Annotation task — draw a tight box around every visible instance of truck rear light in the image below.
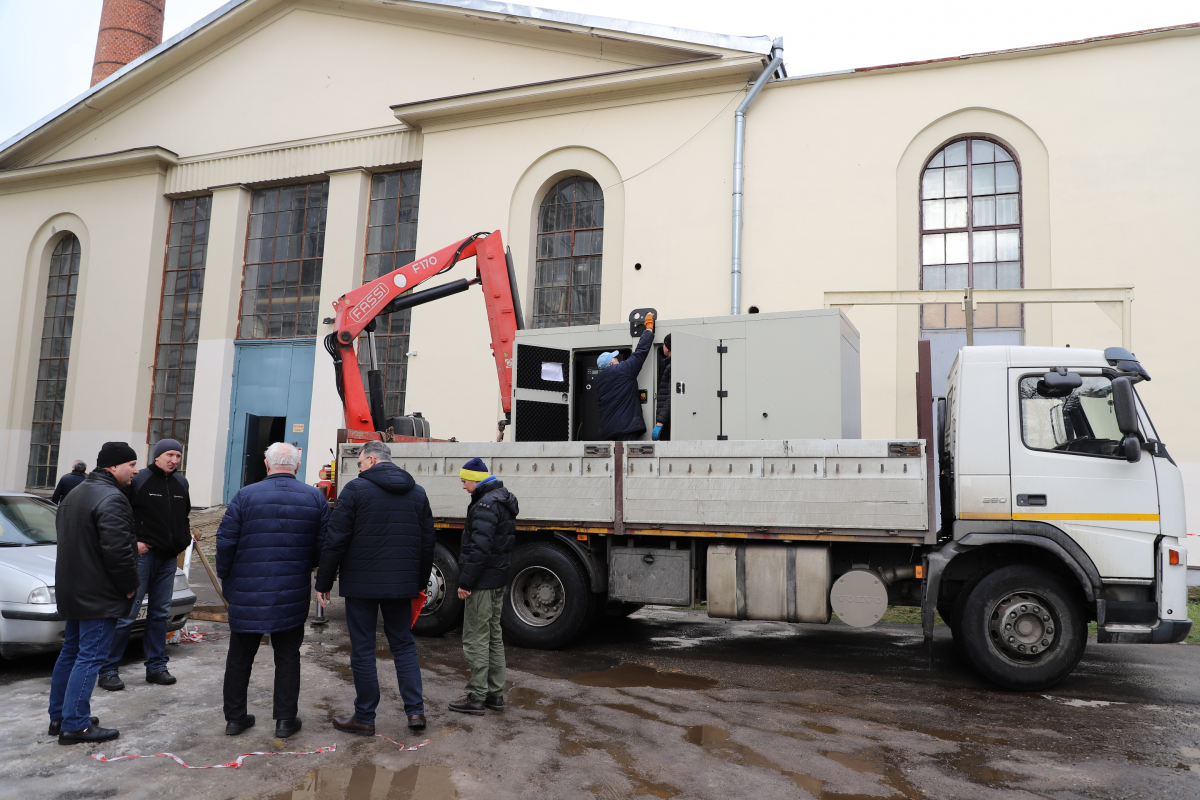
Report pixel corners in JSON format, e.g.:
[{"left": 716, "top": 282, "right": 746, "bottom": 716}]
[
  {"left": 1169, "top": 549, "right": 1180, "bottom": 566},
  {"left": 914, "top": 565, "right": 924, "bottom": 579}
]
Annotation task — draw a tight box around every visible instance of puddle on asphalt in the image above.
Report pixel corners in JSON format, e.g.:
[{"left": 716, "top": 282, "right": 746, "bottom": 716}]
[
  {"left": 804, "top": 721, "right": 839, "bottom": 735},
  {"left": 268, "top": 763, "right": 455, "bottom": 800},
  {"left": 568, "top": 663, "right": 717, "bottom": 690}
]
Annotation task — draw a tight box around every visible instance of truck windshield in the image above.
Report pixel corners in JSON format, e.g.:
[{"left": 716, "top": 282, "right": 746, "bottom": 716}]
[
  {"left": 0, "top": 497, "right": 58, "bottom": 546},
  {"left": 1019, "top": 375, "right": 1124, "bottom": 457}
]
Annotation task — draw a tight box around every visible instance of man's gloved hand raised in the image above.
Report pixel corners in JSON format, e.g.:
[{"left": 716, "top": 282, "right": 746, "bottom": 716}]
[{"left": 644, "top": 311, "right": 655, "bottom": 332}]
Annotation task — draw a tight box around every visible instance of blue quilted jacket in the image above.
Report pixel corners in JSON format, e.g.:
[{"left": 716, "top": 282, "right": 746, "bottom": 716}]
[
  {"left": 314, "top": 462, "right": 435, "bottom": 599},
  {"left": 216, "top": 474, "right": 330, "bottom": 633}
]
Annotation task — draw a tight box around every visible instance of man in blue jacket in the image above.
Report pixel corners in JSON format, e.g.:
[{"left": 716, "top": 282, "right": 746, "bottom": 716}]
[
  {"left": 595, "top": 311, "right": 655, "bottom": 441},
  {"left": 315, "top": 440, "right": 435, "bottom": 735},
  {"left": 217, "top": 442, "right": 328, "bottom": 738}
]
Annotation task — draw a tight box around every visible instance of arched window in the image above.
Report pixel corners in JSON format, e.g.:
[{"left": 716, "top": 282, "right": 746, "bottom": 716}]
[
  {"left": 533, "top": 175, "right": 603, "bottom": 328},
  {"left": 920, "top": 138, "right": 1022, "bottom": 332},
  {"left": 27, "top": 234, "right": 81, "bottom": 490}
]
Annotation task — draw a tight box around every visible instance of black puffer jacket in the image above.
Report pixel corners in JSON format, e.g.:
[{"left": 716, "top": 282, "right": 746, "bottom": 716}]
[
  {"left": 595, "top": 328, "right": 653, "bottom": 440},
  {"left": 315, "top": 462, "right": 435, "bottom": 599},
  {"left": 130, "top": 464, "right": 192, "bottom": 557},
  {"left": 459, "top": 479, "right": 519, "bottom": 591},
  {"left": 54, "top": 470, "right": 140, "bottom": 619},
  {"left": 655, "top": 354, "right": 671, "bottom": 434}
]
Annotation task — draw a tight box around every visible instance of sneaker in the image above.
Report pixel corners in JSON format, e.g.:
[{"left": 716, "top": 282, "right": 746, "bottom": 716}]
[
  {"left": 146, "top": 670, "right": 177, "bottom": 686},
  {"left": 97, "top": 673, "right": 125, "bottom": 692},
  {"left": 448, "top": 696, "right": 486, "bottom": 716}
]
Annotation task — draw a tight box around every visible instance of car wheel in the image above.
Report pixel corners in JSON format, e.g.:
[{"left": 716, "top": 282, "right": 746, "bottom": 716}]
[
  {"left": 501, "top": 543, "right": 592, "bottom": 649},
  {"left": 959, "top": 565, "right": 1087, "bottom": 690},
  {"left": 413, "top": 542, "right": 463, "bottom": 637}
]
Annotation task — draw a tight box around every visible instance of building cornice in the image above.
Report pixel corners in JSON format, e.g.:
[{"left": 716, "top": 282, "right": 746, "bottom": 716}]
[
  {"left": 0, "top": 146, "right": 178, "bottom": 194},
  {"left": 392, "top": 54, "right": 764, "bottom": 130}
]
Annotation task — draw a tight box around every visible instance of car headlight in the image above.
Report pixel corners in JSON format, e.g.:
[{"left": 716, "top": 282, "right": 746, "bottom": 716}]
[
  {"left": 28, "top": 585, "right": 56, "bottom": 604},
  {"left": 173, "top": 572, "right": 189, "bottom": 592}
]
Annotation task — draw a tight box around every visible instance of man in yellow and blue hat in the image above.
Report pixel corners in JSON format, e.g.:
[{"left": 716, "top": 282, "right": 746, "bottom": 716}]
[{"left": 449, "top": 458, "right": 518, "bottom": 715}]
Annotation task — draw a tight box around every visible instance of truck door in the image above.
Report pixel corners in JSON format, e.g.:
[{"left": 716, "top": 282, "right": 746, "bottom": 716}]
[
  {"left": 671, "top": 331, "right": 721, "bottom": 440},
  {"left": 1008, "top": 369, "right": 1160, "bottom": 579}
]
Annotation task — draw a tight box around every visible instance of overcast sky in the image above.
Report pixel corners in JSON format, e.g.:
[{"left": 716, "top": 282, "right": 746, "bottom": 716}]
[{"left": 1, "top": 0, "right": 1197, "bottom": 145}]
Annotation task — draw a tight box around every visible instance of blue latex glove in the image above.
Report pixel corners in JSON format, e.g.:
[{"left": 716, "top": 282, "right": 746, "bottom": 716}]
[{"left": 652, "top": 424, "right": 662, "bottom": 441}]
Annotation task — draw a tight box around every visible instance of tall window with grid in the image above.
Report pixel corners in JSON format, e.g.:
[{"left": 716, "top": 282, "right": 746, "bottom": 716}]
[
  {"left": 27, "top": 234, "right": 81, "bottom": 490},
  {"left": 359, "top": 167, "right": 421, "bottom": 419},
  {"left": 920, "top": 138, "right": 1022, "bottom": 331},
  {"left": 240, "top": 181, "right": 329, "bottom": 340},
  {"left": 533, "top": 175, "right": 603, "bottom": 328},
  {"left": 148, "top": 196, "right": 211, "bottom": 465}
]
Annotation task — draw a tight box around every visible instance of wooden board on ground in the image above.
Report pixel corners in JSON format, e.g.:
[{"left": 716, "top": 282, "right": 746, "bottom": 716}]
[{"left": 189, "top": 606, "right": 228, "bottom": 623}]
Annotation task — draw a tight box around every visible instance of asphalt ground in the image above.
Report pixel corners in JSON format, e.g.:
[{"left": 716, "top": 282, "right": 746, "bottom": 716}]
[{"left": 1, "top": 579, "right": 1198, "bottom": 800}]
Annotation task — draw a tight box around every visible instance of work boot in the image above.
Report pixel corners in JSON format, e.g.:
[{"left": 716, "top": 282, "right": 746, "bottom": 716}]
[
  {"left": 97, "top": 673, "right": 124, "bottom": 691},
  {"left": 275, "top": 717, "right": 302, "bottom": 738},
  {"left": 49, "top": 717, "right": 97, "bottom": 736},
  {"left": 225, "top": 715, "right": 255, "bottom": 736},
  {"left": 448, "top": 696, "right": 486, "bottom": 716},
  {"left": 146, "top": 670, "right": 177, "bottom": 685},
  {"left": 407, "top": 714, "right": 427, "bottom": 731},
  {"left": 332, "top": 716, "right": 375, "bottom": 736},
  {"left": 484, "top": 694, "right": 504, "bottom": 711},
  {"left": 59, "top": 725, "right": 120, "bottom": 745}
]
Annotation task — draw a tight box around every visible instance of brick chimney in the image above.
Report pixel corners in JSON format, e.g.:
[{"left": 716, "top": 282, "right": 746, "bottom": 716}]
[{"left": 91, "top": 0, "right": 166, "bottom": 87}]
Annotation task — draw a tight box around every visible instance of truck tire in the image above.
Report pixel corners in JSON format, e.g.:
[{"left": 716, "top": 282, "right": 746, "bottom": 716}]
[
  {"left": 413, "top": 542, "right": 463, "bottom": 637},
  {"left": 959, "top": 565, "right": 1086, "bottom": 690},
  {"left": 501, "top": 542, "right": 592, "bottom": 649}
]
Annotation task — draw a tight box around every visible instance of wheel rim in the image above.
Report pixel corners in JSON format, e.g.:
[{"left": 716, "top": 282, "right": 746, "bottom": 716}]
[
  {"left": 988, "top": 591, "right": 1057, "bottom": 660},
  {"left": 422, "top": 563, "right": 446, "bottom": 617},
  {"left": 509, "top": 566, "right": 566, "bottom": 627}
]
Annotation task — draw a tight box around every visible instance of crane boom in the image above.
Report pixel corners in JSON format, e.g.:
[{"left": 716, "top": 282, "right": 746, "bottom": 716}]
[{"left": 324, "top": 230, "right": 519, "bottom": 442}]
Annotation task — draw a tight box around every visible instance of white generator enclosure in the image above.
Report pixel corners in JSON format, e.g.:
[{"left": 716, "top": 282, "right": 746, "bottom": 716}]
[{"left": 508, "top": 309, "right": 861, "bottom": 443}]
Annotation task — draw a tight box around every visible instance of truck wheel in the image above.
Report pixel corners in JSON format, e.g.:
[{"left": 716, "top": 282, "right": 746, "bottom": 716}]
[
  {"left": 959, "top": 565, "right": 1086, "bottom": 690},
  {"left": 501, "top": 543, "right": 592, "bottom": 649},
  {"left": 413, "top": 542, "right": 463, "bottom": 637}
]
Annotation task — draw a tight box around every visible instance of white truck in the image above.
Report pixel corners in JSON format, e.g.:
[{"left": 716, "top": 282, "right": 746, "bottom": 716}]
[{"left": 333, "top": 311, "right": 1189, "bottom": 690}]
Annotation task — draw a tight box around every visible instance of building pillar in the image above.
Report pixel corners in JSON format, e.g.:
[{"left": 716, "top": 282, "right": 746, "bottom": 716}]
[
  {"left": 305, "top": 168, "right": 371, "bottom": 484},
  {"left": 187, "top": 185, "right": 248, "bottom": 506}
]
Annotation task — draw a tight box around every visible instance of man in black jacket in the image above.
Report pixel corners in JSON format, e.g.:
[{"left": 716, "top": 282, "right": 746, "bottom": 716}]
[
  {"left": 654, "top": 333, "right": 671, "bottom": 441},
  {"left": 449, "top": 458, "right": 518, "bottom": 716},
  {"left": 98, "top": 438, "right": 191, "bottom": 691},
  {"left": 48, "top": 442, "right": 140, "bottom": 745},
  {"left": 51, "top": 460, "right": 87, "bottom": 503},
  {"left": 316, "top": 440, "right": 435, "bottom": 734},
  {"left": 595, "top": 311, "right": 655, "bottom": 441}
]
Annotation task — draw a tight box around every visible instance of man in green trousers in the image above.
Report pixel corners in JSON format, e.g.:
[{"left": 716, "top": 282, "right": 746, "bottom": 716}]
[{"left": 449, "top": 458, "right": 519, "bottom": 715}]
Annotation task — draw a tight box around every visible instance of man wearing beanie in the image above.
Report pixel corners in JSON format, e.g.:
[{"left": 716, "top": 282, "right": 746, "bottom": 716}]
[
  {"left": 595, "top": 311, "right": 655, "bottom": 441},
  {"left": 449, "top": 458, "right": 518, "bottom": 716},
  {"left": 99, "top": 438, "right": 191, "bottom": 691},
  {"left": 49, "top": 442, "right": 140, "bottom": 744}
]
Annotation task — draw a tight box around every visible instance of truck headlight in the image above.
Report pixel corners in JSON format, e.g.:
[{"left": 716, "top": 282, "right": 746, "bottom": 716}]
[
  {"left": 28, "top": 585, "right": 56, "bottom": 604},
  {"left": 173, "top": 572, "right": 189, "bottom": 592}
]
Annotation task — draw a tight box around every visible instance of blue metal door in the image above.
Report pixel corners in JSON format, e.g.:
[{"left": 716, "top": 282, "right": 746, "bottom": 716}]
[{"left": 223, "top": 339, "right": 315, "bottom": 502}]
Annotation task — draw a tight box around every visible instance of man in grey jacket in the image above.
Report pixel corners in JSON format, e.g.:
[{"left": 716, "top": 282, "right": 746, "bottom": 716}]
[{"left": 48, "top": 442, "right": 140, "bottom": 745}]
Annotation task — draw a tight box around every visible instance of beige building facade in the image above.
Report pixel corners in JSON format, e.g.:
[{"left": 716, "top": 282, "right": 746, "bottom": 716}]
[{"left": 0, "top": 0, "right": 1196, "bottom": 529}]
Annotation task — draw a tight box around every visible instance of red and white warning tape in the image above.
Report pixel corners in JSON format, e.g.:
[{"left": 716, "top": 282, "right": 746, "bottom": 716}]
[
  {"left": 91, "top": 736, "right": 432, "bottom": 770},
  {"left": 91, "top": 745, "right": 336, "bottom": 770}
]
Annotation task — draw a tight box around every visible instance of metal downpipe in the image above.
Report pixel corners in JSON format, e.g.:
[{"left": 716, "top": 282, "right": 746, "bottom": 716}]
[{"left": 731, "top": 38, "right": 785, "bottom": 315}]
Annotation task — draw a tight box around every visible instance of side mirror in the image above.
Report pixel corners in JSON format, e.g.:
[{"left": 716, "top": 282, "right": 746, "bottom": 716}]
[
  {"left": 1111, "top": 376, "right": 1141, "bottom": 463},
  {"left": 1037, "top": 369, "right": 1083, "bottom": 398}
]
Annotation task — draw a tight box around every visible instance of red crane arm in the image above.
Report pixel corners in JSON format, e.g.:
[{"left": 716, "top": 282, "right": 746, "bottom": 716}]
[{"left": 325, "top": 230, "right": 519, "bottom": 441}]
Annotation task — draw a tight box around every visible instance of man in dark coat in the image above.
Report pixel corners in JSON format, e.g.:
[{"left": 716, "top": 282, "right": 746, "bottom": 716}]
[
  {"left": 48, "top": 442, "right": 140, "bottom": 745},
  {"left": 316, "top": 440, "right": 435, "bottom": 735},
  {"left": 99, "top": 438, "right": 192, "bottom": 691},
  {"left": 449, "top": 458, "right": 518, "bottom": 716},
  {"left": 217, "top": 442, "right": 328, "bottom": 738},
  {"left": 595, "top": 311, "right": 655, "bottom": 441},
  {"left": 51, "top": 460, "right": 87, "bottom": 503},
  {"left": 654, "top": 333, "right": 671, "bottom": 441}
]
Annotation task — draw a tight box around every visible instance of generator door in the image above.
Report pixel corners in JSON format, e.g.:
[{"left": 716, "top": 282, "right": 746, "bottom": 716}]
[{"left": 670, "top": 331, "right": 721, "bottom": 440}]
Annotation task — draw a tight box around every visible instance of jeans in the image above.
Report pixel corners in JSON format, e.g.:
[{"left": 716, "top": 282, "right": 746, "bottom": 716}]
[
  {"left": 48, "top": 618, "right": 118, "bottom": 732},
  {"left": 462, "top": 587, "right": 506, "bottom": 700},
  {"left": 222, "top": 625, "right": 304, "bottom": 722},
  {"left": 102, "top": 550, "right": 177, "bottom": 677},
  {"left": 343, "top": 597, "right": 424, "bottom": 723}
]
